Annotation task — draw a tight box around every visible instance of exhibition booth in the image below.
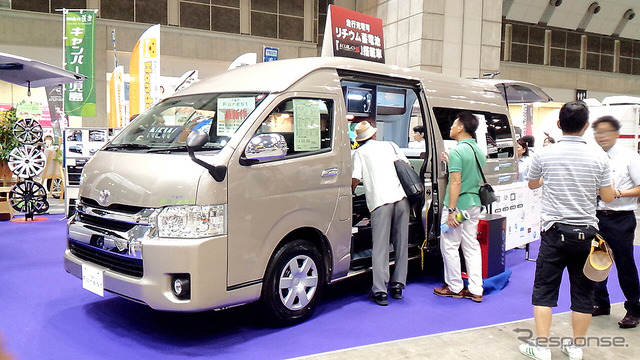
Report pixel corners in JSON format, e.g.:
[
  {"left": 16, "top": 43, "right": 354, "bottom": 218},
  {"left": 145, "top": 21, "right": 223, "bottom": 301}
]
[{"left": 2, "top": 4, "right": 640, "bottom": 360}]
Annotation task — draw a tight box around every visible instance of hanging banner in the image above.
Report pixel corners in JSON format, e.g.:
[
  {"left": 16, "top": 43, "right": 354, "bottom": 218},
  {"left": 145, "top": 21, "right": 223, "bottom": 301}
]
[
  {"left": 108, "top": 66, "right": 127, "bottom": 128},
  {"left": 321, "top": 5, "right": 385, "bottom": 63},
  {"left": 129, "top": 24, "right": 161, "bottom": 118},
  {"left": 64, "top": 11, "right": 97, "bottom": 116},
  {"left": 45, "top": 85, "right": 67, "bottom": 141}
]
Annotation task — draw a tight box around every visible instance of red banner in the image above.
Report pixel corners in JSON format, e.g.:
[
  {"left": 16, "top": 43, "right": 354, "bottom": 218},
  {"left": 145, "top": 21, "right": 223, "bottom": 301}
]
[{"left": 325, "top": 5, "right": 385, "bottom": 63}]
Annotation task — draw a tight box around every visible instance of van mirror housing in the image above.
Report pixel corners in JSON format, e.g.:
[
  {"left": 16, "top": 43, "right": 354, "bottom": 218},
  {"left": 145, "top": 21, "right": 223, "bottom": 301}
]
[
  {"left": 245, "top": 133, "right": 288, "bottom": 161},
  {"left": 186, "top": 129, "right": 210, "bottom": 149},
  {"left": 186, "top": 129, "right": 227, "bottom": 182}
]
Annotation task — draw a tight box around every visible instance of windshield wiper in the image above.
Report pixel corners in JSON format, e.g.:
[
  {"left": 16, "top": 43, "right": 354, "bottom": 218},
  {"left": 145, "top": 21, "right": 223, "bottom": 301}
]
[
  {"left": 104, "top": 143, "right": 152, "bottom": 151},
  {"left": 147, "top": 145, "right": 189, "bottom": 153}
]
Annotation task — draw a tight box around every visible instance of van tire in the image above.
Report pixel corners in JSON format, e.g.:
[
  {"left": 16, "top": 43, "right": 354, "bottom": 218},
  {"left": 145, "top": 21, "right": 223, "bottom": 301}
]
[{"left": 261, "top": 240, "right": 324, "bottom": 326}]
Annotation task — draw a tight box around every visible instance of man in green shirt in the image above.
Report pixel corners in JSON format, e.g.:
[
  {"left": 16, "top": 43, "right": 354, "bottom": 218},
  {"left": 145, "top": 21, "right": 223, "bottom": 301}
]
[{"left": 434, "top": 111, "right": 485, "bottom": 303}]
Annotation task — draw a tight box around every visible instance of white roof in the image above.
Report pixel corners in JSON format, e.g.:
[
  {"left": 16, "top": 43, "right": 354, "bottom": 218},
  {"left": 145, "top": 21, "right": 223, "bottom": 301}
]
[
  {"left": 601, "top": 96, "right": 640, "bottom": 105},
  {"left": 174, "top": 57, "right": 499, "bottom": 97}
]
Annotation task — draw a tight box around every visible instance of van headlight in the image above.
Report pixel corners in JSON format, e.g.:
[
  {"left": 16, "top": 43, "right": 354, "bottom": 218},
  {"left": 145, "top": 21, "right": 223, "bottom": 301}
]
[{"left": 156, "top": 204, "right": 226, "bottom": 238}]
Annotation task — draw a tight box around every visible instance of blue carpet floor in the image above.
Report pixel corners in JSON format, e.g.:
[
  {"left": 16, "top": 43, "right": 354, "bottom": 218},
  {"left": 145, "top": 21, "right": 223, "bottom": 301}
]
[{"left": 0, "top": 214, "right": 632, "bottom": 360}]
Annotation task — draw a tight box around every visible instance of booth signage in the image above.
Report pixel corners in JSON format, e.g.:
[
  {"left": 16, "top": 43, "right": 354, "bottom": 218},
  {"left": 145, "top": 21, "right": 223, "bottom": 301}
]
[
  {"left": 64, "top": 11, "right": 97, "bottom": 116},
  {"left": 323, "top": 5, "right": 385, "bottom": 63},
  {"left": 263, "top": 46, "right": 279, "bottom": 62},
  {"left": 129, "top": 24, "right": 161, "bottom": 117}
]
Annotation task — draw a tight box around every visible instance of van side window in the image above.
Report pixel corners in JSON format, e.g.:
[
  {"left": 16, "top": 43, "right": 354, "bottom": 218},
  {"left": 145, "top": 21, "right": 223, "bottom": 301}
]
[
  {"left": 484, "top": 113, "right": 514, "bottom": 158},
  {"left": 255, "top": 98, "right": 333, "bottom": 158},
  {"left": 432, "top": 107, "right": 514, "bottom": 158}
]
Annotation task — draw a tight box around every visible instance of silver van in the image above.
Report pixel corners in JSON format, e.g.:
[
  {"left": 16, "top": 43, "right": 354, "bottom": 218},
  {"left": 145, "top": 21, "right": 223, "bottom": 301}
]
[{"left": 64, "top": 57, "right": 525, "bottom": 325}]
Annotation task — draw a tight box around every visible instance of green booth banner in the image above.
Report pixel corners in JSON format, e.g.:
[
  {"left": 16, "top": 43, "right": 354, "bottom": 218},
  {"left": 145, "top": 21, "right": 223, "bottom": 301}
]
[{"left": 64, "top": 11, "right": 96, "bottom": 117}]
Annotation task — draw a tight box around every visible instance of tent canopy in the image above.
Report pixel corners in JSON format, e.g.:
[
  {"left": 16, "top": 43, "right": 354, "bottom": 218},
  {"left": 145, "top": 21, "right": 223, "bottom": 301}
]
[{"left": 0, "top": 52, "right": 86, "bottom": 88}]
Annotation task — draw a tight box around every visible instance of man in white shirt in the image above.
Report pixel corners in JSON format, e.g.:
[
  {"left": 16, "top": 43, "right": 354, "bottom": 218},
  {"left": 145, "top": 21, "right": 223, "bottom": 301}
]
[
  {"left": 352, "top": 121, "right": 410, "bottom": 306},
  {"left": 408, "top": 125, "right": 425, "bottom": 149},
  {"left": 592, "top": 115, "right": 640, "bottom": 329}
]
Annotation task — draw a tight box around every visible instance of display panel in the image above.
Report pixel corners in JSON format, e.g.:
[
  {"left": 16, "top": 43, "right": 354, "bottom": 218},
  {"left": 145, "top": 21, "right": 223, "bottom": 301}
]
[{"left": 345, "top": 87, "right": 372, "bottom": 117}]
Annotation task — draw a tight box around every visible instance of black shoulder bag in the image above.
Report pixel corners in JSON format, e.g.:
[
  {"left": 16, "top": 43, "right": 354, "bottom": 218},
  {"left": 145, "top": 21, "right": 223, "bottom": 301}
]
[
  {"left": 464, "top": 142, "right": 497, "bottom": 206},
  {"left": 391, "top": 143, "right": 424, "bottom": 204}
]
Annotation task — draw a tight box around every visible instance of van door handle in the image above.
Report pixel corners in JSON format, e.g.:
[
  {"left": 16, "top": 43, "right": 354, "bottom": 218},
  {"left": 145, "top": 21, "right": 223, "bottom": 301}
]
[{"left": 321, "top": 168, "right": 339, "bottom": 177}]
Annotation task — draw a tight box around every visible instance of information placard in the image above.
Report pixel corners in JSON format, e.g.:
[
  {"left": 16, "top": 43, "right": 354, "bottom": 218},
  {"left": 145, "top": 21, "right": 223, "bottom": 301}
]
[
  {"left": 293, "top": 99, "right": 321, "bottom": 151},
  {"left": 493, "top": 182, "right": 542, "bottom": 250},
  {"left": 217, "top": 97, "right": 255, "bottom": 136}
]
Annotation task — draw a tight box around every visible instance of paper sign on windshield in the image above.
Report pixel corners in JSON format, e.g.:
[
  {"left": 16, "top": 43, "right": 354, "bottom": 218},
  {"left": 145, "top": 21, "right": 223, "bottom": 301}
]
[
  {"left": 217, "top": 97, "right": 255, "bottom": 136},
  {"left": 293, "top": 99, "right": 321, "bottom": 151}
]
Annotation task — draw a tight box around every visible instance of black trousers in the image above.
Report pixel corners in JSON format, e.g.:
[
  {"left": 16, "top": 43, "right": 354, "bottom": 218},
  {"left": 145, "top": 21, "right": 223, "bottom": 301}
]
[
  {"left": 532, "top": 225, "right": 595, "bottom": 314},
  {"left": 595, "top": 211, "right": 640, "bottom": 316}
]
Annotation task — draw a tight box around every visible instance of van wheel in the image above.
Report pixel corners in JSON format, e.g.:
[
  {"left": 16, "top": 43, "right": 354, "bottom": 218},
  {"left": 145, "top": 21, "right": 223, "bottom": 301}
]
[{"left": 261, "top": 240, "right": 324, "bottom": 326}]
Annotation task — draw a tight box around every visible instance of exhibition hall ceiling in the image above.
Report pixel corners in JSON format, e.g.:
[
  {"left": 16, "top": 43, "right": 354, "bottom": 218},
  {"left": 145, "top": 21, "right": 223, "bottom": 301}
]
[{"left": 504, "top": 0, "right": 640, "bottom": 40}]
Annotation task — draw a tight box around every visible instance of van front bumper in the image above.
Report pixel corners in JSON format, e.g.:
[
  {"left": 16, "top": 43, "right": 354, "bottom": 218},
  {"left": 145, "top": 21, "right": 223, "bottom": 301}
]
[{"left": 64, "top": 235, "right": 261, "bottom": 312}]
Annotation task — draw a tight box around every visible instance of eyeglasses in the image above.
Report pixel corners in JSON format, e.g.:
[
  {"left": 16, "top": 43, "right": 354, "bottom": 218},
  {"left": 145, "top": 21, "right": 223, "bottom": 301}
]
[{"left": 594, "top": 130, "right": 618, "bottom": 136}]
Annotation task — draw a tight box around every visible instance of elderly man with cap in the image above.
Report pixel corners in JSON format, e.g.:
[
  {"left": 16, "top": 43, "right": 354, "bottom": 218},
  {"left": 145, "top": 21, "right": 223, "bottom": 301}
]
[{"left": 351, "top": 121, "right": 411, "bottom": 306}]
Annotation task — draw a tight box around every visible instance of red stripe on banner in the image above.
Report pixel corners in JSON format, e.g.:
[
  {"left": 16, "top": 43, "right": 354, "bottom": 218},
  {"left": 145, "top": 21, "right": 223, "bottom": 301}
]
[{"left": 620, "top": 134, "right": 636, "bottom": 139}]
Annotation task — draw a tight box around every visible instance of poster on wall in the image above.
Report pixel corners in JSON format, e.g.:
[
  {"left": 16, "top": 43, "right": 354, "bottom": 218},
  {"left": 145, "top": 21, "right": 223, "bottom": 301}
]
[
  {"left": 64, "top": 128, "right": 108, "bottom": 159},
  {"left": 45, "top": 85, "right": 67, "bottom": 141},
  {"left": 63, "top": 10, "right": 97, "bottom": 117},
  {"left": 321, "top": 4, "right": 385, "bottom": 63},
  {"left": 16, "top": 102, "right": 42, "bottom": 120}
]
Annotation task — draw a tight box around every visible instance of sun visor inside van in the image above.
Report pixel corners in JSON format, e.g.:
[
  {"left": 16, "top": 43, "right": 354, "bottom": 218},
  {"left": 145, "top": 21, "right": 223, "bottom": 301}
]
[{"left": 479, "top": 80, "right": 553, "bottom": 105}]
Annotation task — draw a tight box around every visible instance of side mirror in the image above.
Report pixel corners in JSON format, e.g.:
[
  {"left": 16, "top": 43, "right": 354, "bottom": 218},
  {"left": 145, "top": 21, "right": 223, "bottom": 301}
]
[
  {"left": 245, "top": 133, "right": 288, "bottom": 161},
  {"left": 185, "top": 129, "right": 226, "bottom": 182},
  {"left": 186, "top": 129, "right": 210, "bottom": 150}
]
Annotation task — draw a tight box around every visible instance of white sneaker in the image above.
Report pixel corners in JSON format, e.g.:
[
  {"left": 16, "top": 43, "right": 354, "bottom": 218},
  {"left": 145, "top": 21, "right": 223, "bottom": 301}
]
[
  {"left": 561, "top": 339, "right": 583, "bottom": 360},
  {"left": 519, "top": 341, "right": 552, "bottom": 360}
]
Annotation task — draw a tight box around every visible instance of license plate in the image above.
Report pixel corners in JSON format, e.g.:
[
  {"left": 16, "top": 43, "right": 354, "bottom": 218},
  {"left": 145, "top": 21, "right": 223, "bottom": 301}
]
[{"left": 82, "top": 264, "right": 104, "bottom": 297}]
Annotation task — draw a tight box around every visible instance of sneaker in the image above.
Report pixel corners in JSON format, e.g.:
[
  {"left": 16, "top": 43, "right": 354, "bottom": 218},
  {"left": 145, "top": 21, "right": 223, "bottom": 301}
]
[
  {"left": 433, "top": 284, "right": 463, "bottom": 298},
  {"left": 519, "top": 341, "right": 551, "bottom": 360},
  {"left": 561, "top": 339, "right": 583, "bottom": 360}
]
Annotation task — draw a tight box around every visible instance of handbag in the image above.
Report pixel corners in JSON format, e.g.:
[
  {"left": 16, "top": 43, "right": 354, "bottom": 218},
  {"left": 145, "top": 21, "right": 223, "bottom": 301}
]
[
  {"left": 464, "top": 143, "right": 497, "bottom": 206},
  {"left": 583, "top": 234, "right": 614, "bottom": 282},
  {"left": 391, "top": 143, "right": 424, "bottom": 204}
]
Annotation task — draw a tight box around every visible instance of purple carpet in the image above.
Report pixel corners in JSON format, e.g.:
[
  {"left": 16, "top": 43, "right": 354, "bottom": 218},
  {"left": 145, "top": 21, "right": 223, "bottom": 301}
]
[{"left": 0, "top": 214, "right": 631, "bottom": 360}]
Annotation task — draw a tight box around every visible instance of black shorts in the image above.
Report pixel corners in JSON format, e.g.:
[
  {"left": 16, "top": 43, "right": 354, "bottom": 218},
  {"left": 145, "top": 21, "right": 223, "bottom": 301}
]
[{"left": 531, "top": 225, "right": 595, "bottom": 314}]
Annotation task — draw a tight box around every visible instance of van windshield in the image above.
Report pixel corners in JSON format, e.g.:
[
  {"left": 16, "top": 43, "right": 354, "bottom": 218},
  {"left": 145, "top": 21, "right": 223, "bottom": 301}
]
[{"left": 108, "top": 93, "right": 267, "bottom": 151}]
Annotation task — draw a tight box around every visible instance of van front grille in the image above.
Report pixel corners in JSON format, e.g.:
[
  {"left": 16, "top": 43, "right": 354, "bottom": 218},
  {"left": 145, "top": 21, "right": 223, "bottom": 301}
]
[
  {"left": 76, "top": 212, "right": 137, "bottom": 233},
  {"left": 69, "top": 240, "right": 143, "bottom": 278}
]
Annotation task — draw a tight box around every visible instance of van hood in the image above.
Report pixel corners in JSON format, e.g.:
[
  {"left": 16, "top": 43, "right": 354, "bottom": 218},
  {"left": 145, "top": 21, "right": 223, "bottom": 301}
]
[{"left": 79, "top": 151, "right": 212, "bottom": 208}]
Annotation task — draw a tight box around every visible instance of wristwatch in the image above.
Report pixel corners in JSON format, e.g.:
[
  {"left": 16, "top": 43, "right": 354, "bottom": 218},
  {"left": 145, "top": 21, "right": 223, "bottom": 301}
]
[{"left": 447, "top": 207, "right": 456, "bottom": 213}]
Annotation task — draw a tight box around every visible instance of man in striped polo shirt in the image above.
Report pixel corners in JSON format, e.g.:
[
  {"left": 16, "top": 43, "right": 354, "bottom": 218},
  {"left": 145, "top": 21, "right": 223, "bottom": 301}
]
[{"left": 519, "top": 101, "right": 615, "bottom": 360}]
